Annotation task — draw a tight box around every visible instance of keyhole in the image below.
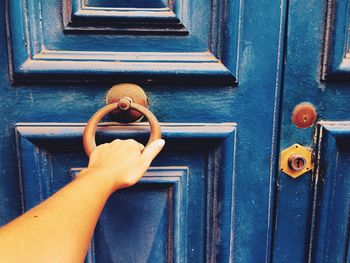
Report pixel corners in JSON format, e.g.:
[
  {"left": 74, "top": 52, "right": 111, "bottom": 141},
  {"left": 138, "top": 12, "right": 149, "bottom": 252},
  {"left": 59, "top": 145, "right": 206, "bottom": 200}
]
[
  {"left": 303, "top": 115, "right": 308, "bottom": 123},
  {"left": 288, "top": 154, "right": 307, "bottom": 171},
  {"left": 296, "top": 158, "right": 303, "bottom": 168}
]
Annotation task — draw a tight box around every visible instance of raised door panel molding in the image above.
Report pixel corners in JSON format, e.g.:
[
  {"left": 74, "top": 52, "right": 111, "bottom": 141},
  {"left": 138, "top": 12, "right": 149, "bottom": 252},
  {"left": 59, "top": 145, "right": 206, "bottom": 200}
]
[
  {"left": 308, "top": 122, "right": 350, "bottom": 262},
  {"left": 8, "top": 0, "right": 240, "bottom": 84},
  {"left": 15, "top": 123, "right": 236, "bottom": 262},
  {"left": 321, "top": 0, "right": 350, "bottom": 81}
]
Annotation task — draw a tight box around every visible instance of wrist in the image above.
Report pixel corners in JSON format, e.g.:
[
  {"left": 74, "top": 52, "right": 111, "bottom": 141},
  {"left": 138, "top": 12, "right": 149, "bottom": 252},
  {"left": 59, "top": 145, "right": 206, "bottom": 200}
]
[{"left": 77, "top": 168, "right": 119, "bottom": 197}]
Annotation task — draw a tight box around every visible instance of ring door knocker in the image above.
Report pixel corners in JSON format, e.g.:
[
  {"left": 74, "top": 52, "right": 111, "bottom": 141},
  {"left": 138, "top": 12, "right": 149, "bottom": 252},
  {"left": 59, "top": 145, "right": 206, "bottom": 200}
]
[{"left": 83, "top": 84, "right": 162, "bottom": 157}]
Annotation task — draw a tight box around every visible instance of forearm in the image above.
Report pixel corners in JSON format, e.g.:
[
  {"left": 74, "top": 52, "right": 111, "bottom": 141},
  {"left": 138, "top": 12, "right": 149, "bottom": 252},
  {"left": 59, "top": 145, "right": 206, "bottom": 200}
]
[
  {"left": 0, "top": 138, "right": 164, "bottom": 263},
  {"left": 0, "top": 168, "right": 114, "bottom": 263}
]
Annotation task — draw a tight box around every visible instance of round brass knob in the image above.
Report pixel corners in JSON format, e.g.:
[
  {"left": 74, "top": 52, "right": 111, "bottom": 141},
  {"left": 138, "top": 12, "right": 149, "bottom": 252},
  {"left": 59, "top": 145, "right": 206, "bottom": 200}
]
[
  {"left": 292, "top": 102, "right": 317, "bottom": 128},
  {"left": 105, "top": 83, "right": 148, "bottom": 123},
  {"left": 83, "top": 97, "right": 161, "bottom": 157}
]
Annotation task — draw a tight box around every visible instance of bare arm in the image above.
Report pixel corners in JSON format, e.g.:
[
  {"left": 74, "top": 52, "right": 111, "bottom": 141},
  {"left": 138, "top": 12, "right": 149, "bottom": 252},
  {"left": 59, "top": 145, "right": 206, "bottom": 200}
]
[{"left": 0, "top": 139, "right": 165, "bottom": 263}]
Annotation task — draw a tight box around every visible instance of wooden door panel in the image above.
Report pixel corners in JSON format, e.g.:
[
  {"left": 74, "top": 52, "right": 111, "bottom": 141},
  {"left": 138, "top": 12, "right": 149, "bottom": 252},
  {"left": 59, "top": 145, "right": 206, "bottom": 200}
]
[
  {"left": 308, "top": 122, "right": 350, "bottom": 263},
  {"left": 65, "top": 0, "right": 187, "bottom": 33},
  {"left": 71, "top": 168, "right": 188, "bottom": 263},
  {"left": 8, "top": 0, "right": 239, "bottom": 83},
  {"left": 16, "top": 123, "right": 236, "bottom": 262},
  {"left": 86, "top": 0, "right": 168, "bottom": 8},
  {"left": 321, "top": 0, "right": 350, "bottom": 81}
]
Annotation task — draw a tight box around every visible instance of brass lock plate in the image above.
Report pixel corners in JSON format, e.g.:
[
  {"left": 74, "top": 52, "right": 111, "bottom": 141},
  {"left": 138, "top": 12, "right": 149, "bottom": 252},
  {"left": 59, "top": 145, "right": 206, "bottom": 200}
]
[{"left": 280, "top": 144, "right": 313, "bottom": 178}]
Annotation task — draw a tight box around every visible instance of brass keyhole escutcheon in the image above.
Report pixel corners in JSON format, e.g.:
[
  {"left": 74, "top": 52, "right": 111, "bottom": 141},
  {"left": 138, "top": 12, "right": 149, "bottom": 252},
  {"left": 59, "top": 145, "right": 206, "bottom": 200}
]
[{"left": 280, "top": 144, "right": 313, "bottom": 179}]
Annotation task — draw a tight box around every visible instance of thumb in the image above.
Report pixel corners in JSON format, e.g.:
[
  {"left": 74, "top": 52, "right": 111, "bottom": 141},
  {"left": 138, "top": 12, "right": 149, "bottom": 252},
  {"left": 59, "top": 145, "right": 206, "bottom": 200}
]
[{"left": 141, "top": 139, "right": 165, "bottom": 168}]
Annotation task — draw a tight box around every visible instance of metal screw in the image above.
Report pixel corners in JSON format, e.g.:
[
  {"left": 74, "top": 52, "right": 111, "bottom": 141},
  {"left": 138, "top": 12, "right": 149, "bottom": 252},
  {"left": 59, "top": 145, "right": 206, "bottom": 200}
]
[{"left": 119, "top": 97, "right": 132, "bottom": 111}]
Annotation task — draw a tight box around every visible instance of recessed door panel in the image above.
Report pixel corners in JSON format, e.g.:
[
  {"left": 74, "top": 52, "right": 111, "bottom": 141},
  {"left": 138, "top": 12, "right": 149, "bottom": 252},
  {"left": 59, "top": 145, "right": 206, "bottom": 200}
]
[
  {"left": 71, "top": 168, "right": 188, "bottom": 263},
  {"left": 308, "top": 122, "right": 350, "bottom": 263},
  {"left": 321, "top": 0, "right": 350, "bottom": 81},
  {"left": 8, "top": 0, "right": 239, "bottom": 83},
  {"left": 86, "top": 0, "right": 168, "bottom": 8},
  {"left": 15, "top": 123, "right": 236, "bottom": 262}
]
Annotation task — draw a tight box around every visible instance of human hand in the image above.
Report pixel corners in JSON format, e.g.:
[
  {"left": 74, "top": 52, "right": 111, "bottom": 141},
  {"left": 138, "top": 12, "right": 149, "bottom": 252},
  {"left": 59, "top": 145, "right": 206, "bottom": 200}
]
[{"left": 86, "top": 139, "right": 165, "bottom": 191}]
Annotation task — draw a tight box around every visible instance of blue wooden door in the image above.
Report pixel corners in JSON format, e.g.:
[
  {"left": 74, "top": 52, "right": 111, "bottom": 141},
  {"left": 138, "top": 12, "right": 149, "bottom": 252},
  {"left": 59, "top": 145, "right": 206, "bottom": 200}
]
[
  {"left": 272, "top": 1, "right": 350, "bottom": 262},
  {"left": 1, "top": 0, "right": 341, "bottom": 262}
]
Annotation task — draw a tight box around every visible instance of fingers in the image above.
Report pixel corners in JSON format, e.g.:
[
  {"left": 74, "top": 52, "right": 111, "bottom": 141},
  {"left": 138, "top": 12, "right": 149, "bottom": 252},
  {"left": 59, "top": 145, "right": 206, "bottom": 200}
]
[
  {"left": 111, "top": 139, "right": 144, "bottom": 152},
  {"left": 88, "top": 143, "right": 109, "bottom": 166},
  {"left": 138, "top": 143, "right": 145, "bottom": 152},
  {"left": 140, "top": 139, "right": 165, "bottom": 169},
  {"left": 88, "top": 139, "right": 162, "bottom": 172}
]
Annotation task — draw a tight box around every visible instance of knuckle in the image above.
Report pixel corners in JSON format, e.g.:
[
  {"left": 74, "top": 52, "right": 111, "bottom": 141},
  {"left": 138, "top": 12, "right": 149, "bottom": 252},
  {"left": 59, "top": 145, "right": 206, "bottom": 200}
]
[
  {"left": 139, "top": 143, "right": 145, "bottom": 150},
  {"left": 125, "top": 139, "right": 140, "bottom": 148},
  {"left": 96, "top": 143, "right": 108, "bottom": 149},
  {"left": 111, "top": 139, "right": 121, "bottom": 145},
  {"left": 125, "top": 139, "right": 136, "bottom": 144},
  {"left": 122, "top": 177, "right": 136, "bottom": 188}
]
